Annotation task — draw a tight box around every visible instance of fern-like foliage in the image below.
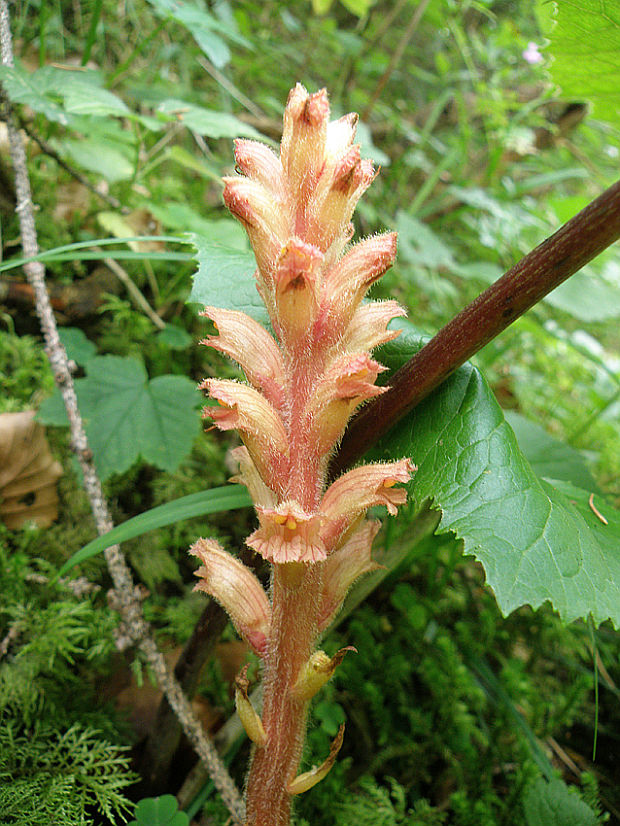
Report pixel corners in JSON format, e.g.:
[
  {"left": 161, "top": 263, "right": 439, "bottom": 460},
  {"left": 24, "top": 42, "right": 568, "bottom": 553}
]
[
  {"left": 0, "top": 543, "right": 136, "bottom": 824},
  {"left": 0, "top": 721, "right": 135, "bottom": 825}
]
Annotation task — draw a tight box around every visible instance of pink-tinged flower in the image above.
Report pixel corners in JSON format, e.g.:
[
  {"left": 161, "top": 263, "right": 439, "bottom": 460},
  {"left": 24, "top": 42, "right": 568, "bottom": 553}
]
[
  {"left": 190, "top": 538, "right": 271, "bottom": 656},
  {"left": 202, "top": 379, "right": 289, "bottom": 488},
  {"left": 322, "top": 233, "right": 398, "bottom": 333},
  {"left": 234, "top": 138, "right": 286, "bottom": 197},
  {"left": 247, "top": 501, "right": 326, "bottom": 564},
  {"left": 229, "top": 446, "right": 278, "bottom": 510},
  {"left": 273, "top": 239, "right": 324, "bottom": 340},
  {"left": 341, "top": 300, "right": 406, "bottom": 353},
  {"left": 522, "top": 41, "right": 543, "bottom": 65},
  {"left": 307, "top": 151, "right": 376, "bottom": 253},
  {"left": 200, "top": 306, "right": 286, "bottom": 409},
  {"left": 320, "top": 458, "right": 416, "bottom": 547},
  {"left": 317, "top": 520, "right": 382, "bottom": 630},
  {"left": 325, "top": 113, "right": 358, "bottom": 164},
  {"left": 307, "top": 353, "right": 387, "bottom": 453},
  {"left": 222, "top": 177, "right": 290, "bottom": 276},
  {"left": 280, "top": 85, "right": 330, "bottom": 200}
]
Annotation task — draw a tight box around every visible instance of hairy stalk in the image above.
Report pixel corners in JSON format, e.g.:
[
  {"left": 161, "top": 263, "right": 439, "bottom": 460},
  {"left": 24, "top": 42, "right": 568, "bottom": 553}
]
[
  {"left": 0, "top": 4, "right": 244, "bottom": 820},
  {"left": 332, "top": 177, "right": 620, "bottom": 475},
  {"left": 245, "top": 567, "right": 322, "bottom": 826}
]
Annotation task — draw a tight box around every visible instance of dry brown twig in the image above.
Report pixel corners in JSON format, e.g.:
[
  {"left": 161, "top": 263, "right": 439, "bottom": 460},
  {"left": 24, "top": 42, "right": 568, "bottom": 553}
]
[{"left": 0, "top": 4, "right": 244, "bottom": 821}]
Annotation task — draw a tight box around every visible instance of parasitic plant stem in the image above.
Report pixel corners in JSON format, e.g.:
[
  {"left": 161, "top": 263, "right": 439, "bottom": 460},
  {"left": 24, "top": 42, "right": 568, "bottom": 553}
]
[{"left": 191, "top": 85, "right": 414, "bottom": 825}]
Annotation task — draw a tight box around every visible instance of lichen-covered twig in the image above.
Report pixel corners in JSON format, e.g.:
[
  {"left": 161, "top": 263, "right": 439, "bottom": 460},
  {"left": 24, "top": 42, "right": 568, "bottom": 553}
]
[{"left": 0, "top": 4, "right": 243, "bottom": 821}]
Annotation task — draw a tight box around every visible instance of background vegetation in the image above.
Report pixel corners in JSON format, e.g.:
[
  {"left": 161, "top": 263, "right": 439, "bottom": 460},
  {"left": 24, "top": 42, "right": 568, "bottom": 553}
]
[{"left": 1, "top": 0, "right": 619, "bottom": 824}]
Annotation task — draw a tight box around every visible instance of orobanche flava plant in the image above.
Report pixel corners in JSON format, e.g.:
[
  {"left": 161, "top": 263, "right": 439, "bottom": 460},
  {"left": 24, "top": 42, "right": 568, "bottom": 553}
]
[{"left": 191, "top": 84, "right": 414, "bottom": 826}]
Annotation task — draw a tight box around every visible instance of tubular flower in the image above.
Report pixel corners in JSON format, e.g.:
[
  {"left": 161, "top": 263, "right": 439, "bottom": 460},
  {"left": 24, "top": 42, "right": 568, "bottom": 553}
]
[
  {"left": 200, "top": 307, "right": 286, "bottom": 408},
  {"left": 191, "top": 85, "right": 415, "bottom": 823},
  {"left": 248, "top": 501, "right": 326, "bottom": 564},
  {"left": 190, "top": 539, "right": 271, "bottom": 657}
]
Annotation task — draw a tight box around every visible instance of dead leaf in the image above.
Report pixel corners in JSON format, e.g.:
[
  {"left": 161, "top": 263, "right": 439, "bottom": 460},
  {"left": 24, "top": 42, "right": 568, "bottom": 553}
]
[
  {"left": 110, "top": 647, "right": 222, "bottom": 738},
  {"left": 0, "top": 410, "right": 63, "bottom": 529},
  {"left": 97, "top": 209, "right": 165, "bottom": 252},
  {"left": 52, "top": 180, "right": 93, "bottom": 223}
]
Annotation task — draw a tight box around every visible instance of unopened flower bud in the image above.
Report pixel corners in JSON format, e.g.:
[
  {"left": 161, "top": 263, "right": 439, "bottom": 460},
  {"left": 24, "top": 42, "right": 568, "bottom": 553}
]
[
  {"left": 273, "top": 239, "right": 324, "bottom": 341},
  {"left": 317, "top": 520, "right": 382, "bottom": 630},
  {"left": 235, "top": 664, "right": 267, "bottom": 746},
  {"left": 234, "top": 138, "right": 285, "bottom": 196},
  {"left": 291, "top": 647, "right": 356, "bottom": 701},
  {"left": 281, "top": 84, "right": 330, "bottom": 198}
]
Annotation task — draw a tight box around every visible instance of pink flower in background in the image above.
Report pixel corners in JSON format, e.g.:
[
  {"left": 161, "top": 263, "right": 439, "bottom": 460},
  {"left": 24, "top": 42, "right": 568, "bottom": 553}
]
[{"left": 523, "top": 41, "right": 544, "bottom": 65}]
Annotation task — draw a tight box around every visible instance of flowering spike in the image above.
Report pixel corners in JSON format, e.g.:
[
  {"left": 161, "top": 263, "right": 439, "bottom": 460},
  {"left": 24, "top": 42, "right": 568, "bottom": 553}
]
[
  {"left": 190, "top": 539, "right": 271, "bottom": 657},
  {"left": 235, "top": 665, "right": 268, "bottom": 746},
  {"left": 286, "top": 724, "right": 345, "bottom": 795},
  {"left": 192, "top": 86, "right": 414, "bottom": 824}
]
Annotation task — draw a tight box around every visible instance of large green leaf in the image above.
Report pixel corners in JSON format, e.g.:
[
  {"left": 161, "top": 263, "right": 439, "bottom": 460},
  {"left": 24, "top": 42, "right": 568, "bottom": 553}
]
[
  {"left": 38, "top": 356, "right": 201, "bottom": 480},
  {"left": 504, "top": 411, "right": 599, "bottom": 492},
  {"left": 158, "top": 99, "right": 263, "bottom": 140},
  {"left": 523, "top": 778, "right": 598, "bottom": 826},
  {"left": 145, "top": 0, "right": 250, "bottom": 68},
  {"left": 0, "top": 64, "right": 69, "bottom": 124},
  {"left": 187, "top": 234, "right": 268, "bottom": 323},
  {"left": 544, "top": 267, "right": 620, "bottom": 321},
  {"left": 61, "top": 137, "right": 134, "bottom": 183},
  {"left": 57, "top": 485, "right": 252, "bottom": 577},
  {"left": 373, "top": 322, "right": 620, "bottom": 627},
  {"left": 0, "top": 64, "right": 129, "bottom": 122},
  {"left": 541, "top": 0, "right": 620, "bottom": 128}
]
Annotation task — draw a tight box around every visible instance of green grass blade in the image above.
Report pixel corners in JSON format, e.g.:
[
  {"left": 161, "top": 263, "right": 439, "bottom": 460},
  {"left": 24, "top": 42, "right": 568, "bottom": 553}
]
[
  {"left": 467, "top": 656, "right": 554, "bottom": 780},
  {"left": 57, "top": 485, "right": 252, "bottom": 577},
  {"left": 0, "top": 235, "right": 193, "bottom": 274},
  {"left": 82, "top": 0, "right": 103, "bottom": 65}
]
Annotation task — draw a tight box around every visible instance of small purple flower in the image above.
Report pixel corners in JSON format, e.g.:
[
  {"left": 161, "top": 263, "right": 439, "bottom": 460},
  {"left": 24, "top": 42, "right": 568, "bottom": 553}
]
[{"left": 523, "top": 41, "right": 544, "bottom": 65}]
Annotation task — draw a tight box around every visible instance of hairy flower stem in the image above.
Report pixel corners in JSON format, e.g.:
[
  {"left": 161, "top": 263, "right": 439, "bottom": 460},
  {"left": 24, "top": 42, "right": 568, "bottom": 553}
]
[
  {"left": 245, "top": 566, "right": 322, "bottom": 826},
  {"left": 192, "top": 85, "right": 415, "bottom": 826}
]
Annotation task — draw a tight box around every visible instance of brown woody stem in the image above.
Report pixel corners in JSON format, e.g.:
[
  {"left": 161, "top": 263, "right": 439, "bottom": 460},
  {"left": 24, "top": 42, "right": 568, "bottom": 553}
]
[{"left": 332, "top": 178, "right": 620, "bottom": 475}]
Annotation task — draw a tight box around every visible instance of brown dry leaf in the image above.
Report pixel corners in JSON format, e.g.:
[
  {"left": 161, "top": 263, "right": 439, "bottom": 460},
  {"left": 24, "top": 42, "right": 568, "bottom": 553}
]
[
  {"left": 0, "top": 410, "right": 63, "bottom": 529},
  {"left": 52, "top": 180, "right": 93, "bottom": 223},
  {"left": 96, "top": 209, "right": 164, "bottom": 252},
  {"left": 110, "top": 647, "right": 222, "bottom": 738}
]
